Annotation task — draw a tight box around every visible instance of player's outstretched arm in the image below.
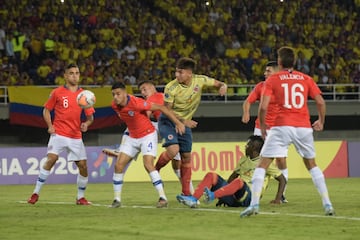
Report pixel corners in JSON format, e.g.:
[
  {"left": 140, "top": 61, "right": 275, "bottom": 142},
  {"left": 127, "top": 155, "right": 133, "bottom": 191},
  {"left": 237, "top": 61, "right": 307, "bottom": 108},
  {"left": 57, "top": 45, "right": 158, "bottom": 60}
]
[
  {"left": 214, "top": 80, "right": 227, "bottom": 96},
  {"left": 312, "top": 94, "right": 326, "bottom": 131},
  {"left": 182, "top": 119, "right": 198, "bottom": 128},
  {"left": 242, "top": 99, "right": 251, "bottom": 123},
  {"left": 81, "top": 115, "right": 94, "bottom": 132},
  {"left": 258, "top": 95, "right": 270, "bottom": 138},
  {"left": 43, "top": 108, "right": 55, "bottom": 134},
  {"left": 152, "top": 103, "right": 185, "bottom": 135}
]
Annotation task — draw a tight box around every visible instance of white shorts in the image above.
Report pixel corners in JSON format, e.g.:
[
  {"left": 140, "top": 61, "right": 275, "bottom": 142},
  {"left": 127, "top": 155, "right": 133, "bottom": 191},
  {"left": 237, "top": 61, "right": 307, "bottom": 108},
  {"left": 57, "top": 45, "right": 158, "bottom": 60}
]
[
  {"left": 260, "top": 126, "right": 316, "bottom": 159},
  {"left": 122, "top": 124, "right": 180, "bottom": 160},
  {"left": 254, "top": 127, "right": 269, "bottom": 136},
  {"left": 152, "top": 121, "right": 158, "bottom": 131},
  {"left": 47, "top": 134, "right": 87, "bottom": 161},
  {"left": 119, "top": 130, "right": 158, "bottom": 158},
  {"left": 120, "top": 131, "right": 139, "bottom": 160}
]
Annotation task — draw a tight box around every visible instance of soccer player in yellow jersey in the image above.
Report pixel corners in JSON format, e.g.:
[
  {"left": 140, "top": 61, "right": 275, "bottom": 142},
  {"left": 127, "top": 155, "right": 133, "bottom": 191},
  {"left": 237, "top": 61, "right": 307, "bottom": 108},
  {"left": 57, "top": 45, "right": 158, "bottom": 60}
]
[
  {"left": 157, "top": 57, "right": 227, "bottom": 197},
  {"left": 177, "top": 135, "right": 286, "bottom": 208}
]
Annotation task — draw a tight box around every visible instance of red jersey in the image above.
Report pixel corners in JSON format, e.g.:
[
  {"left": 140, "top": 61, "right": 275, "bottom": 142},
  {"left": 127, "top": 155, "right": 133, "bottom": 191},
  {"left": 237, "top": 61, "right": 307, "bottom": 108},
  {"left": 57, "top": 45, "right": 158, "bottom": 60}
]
[
  {"left": 111, "top": 95, "right": 155, "bottom": 138},
  {"left": 263, "top": 70, "right": 322, "bottom": 128},
  {"left": 247, "top": 81, "right": 278, "bottom": 129},
  {"left": 44, "top": 86, "right": 95, "bottom": 139},
  {"left": 146, "top": 92, "right": 164, "bottom": 121}
]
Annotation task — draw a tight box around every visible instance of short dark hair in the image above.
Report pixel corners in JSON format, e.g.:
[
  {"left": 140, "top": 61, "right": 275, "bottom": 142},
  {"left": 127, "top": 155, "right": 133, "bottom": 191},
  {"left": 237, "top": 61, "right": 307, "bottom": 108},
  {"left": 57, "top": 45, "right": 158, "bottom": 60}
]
[
  {"left": 277, "top": 47, "right": 296, "bottom": 68},
  {"left": 176, "top": 57, "right": 196, "bottom": 70},
  {"left": 66, "top": 63, "right": 78, "bottom": 69},
  {"left": 111, "top": 81, "right": 126, "bottom": 90},
  {"left": 266, "top": 61, "right": 277, "bottom": 67},
  {"left": 248, "top": 135, "right": 264, "bottom": 153},
  {"left": 138, "top": 80, "right": 155, "bottom": 88}
]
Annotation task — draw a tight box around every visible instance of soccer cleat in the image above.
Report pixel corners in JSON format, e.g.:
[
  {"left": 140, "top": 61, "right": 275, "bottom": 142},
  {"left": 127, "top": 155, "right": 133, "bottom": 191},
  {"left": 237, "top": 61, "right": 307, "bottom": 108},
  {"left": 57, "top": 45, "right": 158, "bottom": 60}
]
[
  {"left": 110, "top": 199, "right": 121, "bottom": 208},
  {"left": 324, "top": 204, "right": 335, "bottom": 216},
  {"left": 76, "top": 197, "right": 92, "bottom": 205},
  {"left": 156, "top": 197, "right": 168, "bottom": 208},
  {"left": 102, "top": 148, "right": 120, "bottom": 157},
  {"left": 176, "top": 194, "right": 198, "bottom": 208},
  {"left": 203, "top": 187, "right": 215, "bottom": 204},
  {"left": 240, "top": 205, "right": 259, "bottom": 218},
  {"left": 27, "top": 193, "right": 39, "bottom": 204},
  {"left": 281, "top": 194, "right": 288, "bottom": 203}
]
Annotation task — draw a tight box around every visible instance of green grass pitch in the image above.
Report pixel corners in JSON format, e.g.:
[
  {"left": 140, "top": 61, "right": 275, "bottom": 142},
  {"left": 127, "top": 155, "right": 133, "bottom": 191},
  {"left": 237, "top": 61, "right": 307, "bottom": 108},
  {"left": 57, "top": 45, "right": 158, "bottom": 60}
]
[{"left": 1, "top": 178, "right": 359, "bottom": 240}]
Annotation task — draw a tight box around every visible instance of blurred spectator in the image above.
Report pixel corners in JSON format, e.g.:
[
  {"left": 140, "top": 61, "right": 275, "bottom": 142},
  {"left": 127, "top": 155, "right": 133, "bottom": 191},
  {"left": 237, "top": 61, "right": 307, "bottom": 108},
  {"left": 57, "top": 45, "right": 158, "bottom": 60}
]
[
  {"left": 123, "top": 40, "right": 138, "bottom": 61},
  {"left": 17, "top": 71, "right": 33, "bottom": 86},
  {"left": 11, "top": 30, "right": 27, "bottom": 65},
  {"left": 123, "top": 66, "right": 137, "bottom": 85},
  {"left": 296, "top": 51, "right": 310, "bottom": 74},
  {"left": 5, "top": 32, "right": 15, "bottom": 64},
  {"left": 36, "top": 59, "right": 52, "bottom": 85},
  {"left": 0, "top": 23, "right": 5, "bottom": 57}
]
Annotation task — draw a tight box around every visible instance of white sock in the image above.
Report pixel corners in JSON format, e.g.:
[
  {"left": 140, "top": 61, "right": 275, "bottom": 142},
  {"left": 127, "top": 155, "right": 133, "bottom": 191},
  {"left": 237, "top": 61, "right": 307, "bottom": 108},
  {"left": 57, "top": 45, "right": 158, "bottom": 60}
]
[
  {"left": 281, "top": 168, "right": 288, "bottom": 196},
  {"left": 309, "top": 166, "right": 332, "bottom": 206},
  {"left": 150, "top": 170, "right": 166, "bottom": 200},
  {"left": 33, "top": 167, "right": 50, "bottom": 194},
  {"left": 189, "top": 181, "right": 195, "bottom": 195},
  {"left": 249, "top": 168, "right": 266, "bottom": 206},
  {"left": 113, "top": 173, "right": 124, "bottom": 202},
  {"left": 77, "top": 174, "right": 88, "bottom": 200},
  {"left": 174, "top": 169, "right": 181, "bottom": 179},
  {"left": 281, "top": 168, "right": 289, "bottom": 182}
]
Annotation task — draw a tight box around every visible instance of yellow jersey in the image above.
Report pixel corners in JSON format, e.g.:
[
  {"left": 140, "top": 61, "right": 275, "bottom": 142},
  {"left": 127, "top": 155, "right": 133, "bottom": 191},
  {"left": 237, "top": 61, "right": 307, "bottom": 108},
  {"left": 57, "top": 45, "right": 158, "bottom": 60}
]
[
  {"left": 164, "top": 74, "right": 215, "bottom": 120},
  {"left": 233, "top": 156, "right": 282, "bottom": 196}
]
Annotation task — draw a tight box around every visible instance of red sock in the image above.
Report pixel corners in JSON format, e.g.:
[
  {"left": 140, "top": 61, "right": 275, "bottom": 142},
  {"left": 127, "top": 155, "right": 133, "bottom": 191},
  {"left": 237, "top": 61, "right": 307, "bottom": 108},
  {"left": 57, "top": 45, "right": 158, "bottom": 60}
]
[
  {"left": 180, "top": 162, "right": 193, "bottom": 196},
  {"left": 155, "top": 152, "right": 172, "bottom": 172},
  {"left": 214, "top": 178, "right": 244, "bottom": 198},
  {"left": 193, "top": 172, "right": 218, "bottom": 199}
]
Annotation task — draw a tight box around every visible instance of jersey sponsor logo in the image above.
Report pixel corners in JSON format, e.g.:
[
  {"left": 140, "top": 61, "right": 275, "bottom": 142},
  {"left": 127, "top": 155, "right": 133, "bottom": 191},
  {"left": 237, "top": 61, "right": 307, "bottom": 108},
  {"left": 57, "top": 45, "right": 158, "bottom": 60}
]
[
  {"left": 143, "top": 102, "right": 148, "bottom": 107},
  {"left": 128, "top": 111, "right": 134, "bottom": 117}
]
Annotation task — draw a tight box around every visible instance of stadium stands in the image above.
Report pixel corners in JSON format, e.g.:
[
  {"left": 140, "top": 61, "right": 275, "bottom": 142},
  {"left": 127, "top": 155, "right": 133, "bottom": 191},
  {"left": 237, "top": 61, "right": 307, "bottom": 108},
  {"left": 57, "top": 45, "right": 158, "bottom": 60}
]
[{"left": 0, "top": 0, "right": 359, "bottom": 100}]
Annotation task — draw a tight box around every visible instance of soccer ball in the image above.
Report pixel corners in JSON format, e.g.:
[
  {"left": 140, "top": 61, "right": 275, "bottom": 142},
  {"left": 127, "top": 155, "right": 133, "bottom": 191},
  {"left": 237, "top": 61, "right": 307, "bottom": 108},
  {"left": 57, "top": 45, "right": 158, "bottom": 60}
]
[{"left": 77, "top": 90, "right": 96, "bottom": 109}]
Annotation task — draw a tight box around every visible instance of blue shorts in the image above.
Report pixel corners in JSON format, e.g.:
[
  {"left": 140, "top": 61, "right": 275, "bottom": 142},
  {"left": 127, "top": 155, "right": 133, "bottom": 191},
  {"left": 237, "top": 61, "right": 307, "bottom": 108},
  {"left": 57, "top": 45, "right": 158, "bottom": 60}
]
[
  {"left": 212, "top": 175, "right": 251, "bottom": 207},
  {"left": 158, "top": 114, "right": 192, "bottom": 153}
]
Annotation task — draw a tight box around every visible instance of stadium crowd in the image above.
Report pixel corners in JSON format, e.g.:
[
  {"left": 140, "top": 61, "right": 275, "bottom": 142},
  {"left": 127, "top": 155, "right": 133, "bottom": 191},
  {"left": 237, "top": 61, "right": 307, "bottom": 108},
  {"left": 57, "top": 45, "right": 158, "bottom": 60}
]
[{"left": 0, "top": 0, "right": 359, "bottom": 98}]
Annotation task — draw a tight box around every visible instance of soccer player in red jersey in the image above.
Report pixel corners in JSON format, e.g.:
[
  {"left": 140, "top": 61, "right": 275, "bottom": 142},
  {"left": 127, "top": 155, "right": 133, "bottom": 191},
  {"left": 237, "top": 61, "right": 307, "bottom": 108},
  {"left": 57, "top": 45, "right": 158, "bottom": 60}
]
[
  {"left": 242, "top": 61, "right": 279, "bottom": 135},
  {"left": 27, "top": 63, "right": 95, "bottom": 205},
  {"left": 103, "top": 81, "right": 195, "bottom": 193},
  {"left": 242, "top": 61, "right": 288, "bottom": 203},
  {"left": 241, "top": 46, "right": 335, "bottom": 217},
  {"left": 109, "top": 82, "right": 185, "bottom": 208}
]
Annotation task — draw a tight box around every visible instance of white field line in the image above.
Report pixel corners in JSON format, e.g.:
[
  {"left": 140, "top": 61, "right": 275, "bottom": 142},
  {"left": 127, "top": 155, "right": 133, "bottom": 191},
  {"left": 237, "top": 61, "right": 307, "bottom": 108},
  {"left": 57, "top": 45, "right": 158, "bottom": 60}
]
[{"left": 17, "top": 200, "right": 360, "bottom": 221}]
